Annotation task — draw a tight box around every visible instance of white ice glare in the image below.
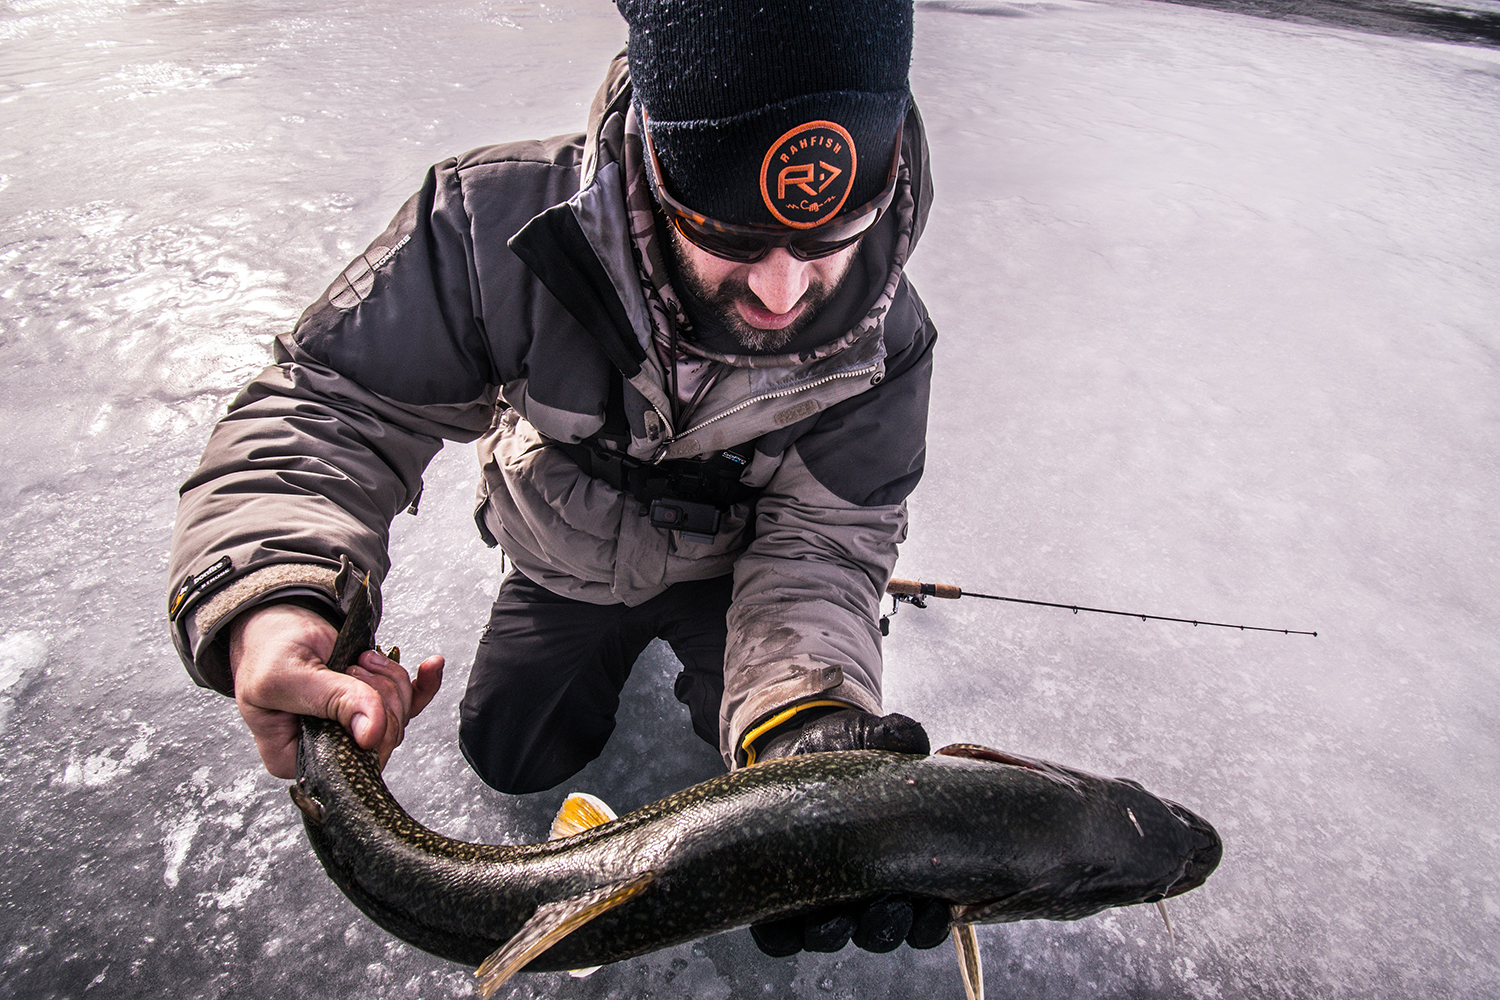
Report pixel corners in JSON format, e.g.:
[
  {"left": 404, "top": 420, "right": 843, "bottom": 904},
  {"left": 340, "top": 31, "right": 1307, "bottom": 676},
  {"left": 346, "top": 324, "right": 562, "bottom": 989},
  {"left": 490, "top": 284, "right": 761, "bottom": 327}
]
[
  {"left": 0, "top": 631, "right": 46, "bottom": 735},
  {"left": 0, "top": 0, "right": 1496, "bottom": 998}
]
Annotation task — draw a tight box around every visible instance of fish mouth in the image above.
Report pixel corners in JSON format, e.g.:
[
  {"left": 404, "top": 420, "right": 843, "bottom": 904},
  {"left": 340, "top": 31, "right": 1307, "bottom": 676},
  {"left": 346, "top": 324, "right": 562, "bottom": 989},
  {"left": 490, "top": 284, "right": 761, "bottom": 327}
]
[{"left": 1161, "top": 798, "right": 1223, "bottom": 898}]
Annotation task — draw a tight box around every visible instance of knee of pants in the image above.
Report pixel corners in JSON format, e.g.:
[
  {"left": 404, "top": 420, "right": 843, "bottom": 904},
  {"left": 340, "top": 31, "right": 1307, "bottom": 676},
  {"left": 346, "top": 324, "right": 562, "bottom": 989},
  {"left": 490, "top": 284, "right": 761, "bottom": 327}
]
[
  {"left": 672, "top": 671, "right": 724, "bottom": 749},
  {"left": 458, "top": 707, "right": 613, "bottom": 795}
]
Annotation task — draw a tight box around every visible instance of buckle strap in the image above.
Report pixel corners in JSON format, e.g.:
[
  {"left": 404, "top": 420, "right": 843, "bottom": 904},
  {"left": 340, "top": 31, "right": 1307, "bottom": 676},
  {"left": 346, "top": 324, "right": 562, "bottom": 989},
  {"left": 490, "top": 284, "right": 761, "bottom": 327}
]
[{"left": 556, "top": 438, "right": 760, "bottom": 510}]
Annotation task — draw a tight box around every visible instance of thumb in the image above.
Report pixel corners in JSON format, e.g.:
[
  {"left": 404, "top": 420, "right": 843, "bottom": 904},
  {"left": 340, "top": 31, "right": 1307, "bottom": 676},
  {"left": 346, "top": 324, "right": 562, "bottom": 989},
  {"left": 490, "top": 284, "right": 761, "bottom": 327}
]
[{"left": 293, "top": 666, "right": 389, "bottom": 751}]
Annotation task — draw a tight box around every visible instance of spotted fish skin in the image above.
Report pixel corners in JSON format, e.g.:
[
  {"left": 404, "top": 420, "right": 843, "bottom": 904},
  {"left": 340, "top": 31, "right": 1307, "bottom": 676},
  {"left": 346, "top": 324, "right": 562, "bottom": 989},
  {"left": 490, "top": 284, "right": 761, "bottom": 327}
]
[{"left": 293, "top": 718, "right": 1222, "bottom": 971}]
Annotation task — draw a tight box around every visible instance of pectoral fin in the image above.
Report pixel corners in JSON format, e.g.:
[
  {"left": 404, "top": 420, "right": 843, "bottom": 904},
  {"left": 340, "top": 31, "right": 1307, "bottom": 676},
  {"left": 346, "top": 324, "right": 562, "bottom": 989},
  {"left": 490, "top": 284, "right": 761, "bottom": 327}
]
[
  {"left": 475, "top": 872, "right": 653, "bottom": 998},
  {"left": 549, "top": 792, "right": 618, "bottom": 840},
  {"left": 951, "top": 917, "right": 984, "bottom": 1000}
]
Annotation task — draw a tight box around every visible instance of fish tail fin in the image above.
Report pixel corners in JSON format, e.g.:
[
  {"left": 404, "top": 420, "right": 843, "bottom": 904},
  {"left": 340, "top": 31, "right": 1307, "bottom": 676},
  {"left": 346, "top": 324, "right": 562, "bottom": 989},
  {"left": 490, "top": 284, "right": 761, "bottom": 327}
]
[
  {"left": 549, "top": 792, "right": 618, "bottom": 840},
  {"left": 475, "top": 872, "right": 653, "bottom": 998}
]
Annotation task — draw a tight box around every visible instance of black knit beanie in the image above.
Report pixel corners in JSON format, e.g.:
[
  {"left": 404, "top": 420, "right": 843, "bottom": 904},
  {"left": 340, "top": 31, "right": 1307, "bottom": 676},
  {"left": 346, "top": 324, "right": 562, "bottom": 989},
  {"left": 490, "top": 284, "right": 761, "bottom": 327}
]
[{"left": 617, "top": 0, "right": 913, "bottom": 228}]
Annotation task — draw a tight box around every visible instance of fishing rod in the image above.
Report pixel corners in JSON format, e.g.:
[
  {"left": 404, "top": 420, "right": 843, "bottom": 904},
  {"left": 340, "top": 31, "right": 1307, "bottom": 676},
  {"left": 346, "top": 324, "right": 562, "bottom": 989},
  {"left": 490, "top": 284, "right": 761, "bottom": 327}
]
[{"left": 882, "top": 578, "right": 1317, "bottom": 637}]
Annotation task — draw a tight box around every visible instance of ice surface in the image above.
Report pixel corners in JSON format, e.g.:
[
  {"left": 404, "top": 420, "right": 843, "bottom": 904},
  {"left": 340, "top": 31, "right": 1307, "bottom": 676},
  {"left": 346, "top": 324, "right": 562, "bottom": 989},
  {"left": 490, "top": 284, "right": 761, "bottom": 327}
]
[
  {"left": 0, "top": 631, "right": 46, "bottom": 734},
  {"left": 1, "top": 0, "right": 1497, "bottom": 998}
]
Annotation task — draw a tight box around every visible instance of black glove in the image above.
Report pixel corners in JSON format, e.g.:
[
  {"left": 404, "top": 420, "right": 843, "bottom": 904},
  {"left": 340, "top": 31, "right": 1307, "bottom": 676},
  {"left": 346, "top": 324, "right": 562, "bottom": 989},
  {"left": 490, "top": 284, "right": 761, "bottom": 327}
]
[
  {"left": 748, "top": 708, "right": 948, "bottom": 956},
  {"left": 751, "top": 894, "right": 952, "bottom": 956},
  {"left": 755, "top": 706, "right": 931, "bottom": 761}
]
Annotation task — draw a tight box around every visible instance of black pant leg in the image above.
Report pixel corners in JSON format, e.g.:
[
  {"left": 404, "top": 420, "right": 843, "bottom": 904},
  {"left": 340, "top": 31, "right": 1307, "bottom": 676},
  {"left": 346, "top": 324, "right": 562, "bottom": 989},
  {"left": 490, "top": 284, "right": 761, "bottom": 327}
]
[
  {"left": 459, "top": 572, "right": 657, "bottom": 794},
  {"left": 654, "top": 575, "right": 734, "bottom": 750}
]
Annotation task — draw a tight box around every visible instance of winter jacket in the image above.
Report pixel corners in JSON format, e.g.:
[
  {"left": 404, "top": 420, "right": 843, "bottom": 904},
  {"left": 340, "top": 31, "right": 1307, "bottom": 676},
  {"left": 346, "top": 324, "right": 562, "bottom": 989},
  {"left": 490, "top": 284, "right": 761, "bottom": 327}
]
[{"left": 167, "top": 55, "right": 936, "bottom": 766}]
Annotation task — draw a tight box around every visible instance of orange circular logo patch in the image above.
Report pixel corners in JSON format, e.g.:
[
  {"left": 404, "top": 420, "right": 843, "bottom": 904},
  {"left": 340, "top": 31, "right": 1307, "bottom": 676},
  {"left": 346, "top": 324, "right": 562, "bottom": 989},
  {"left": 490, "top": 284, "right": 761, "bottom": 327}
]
[{"left": 759, "top": 120, "right": 858, "bottom": 229}]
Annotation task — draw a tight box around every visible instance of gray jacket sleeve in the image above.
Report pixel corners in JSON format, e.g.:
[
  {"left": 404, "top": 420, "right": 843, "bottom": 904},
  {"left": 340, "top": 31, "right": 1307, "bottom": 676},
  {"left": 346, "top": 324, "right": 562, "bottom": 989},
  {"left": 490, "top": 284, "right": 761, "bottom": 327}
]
[
  {"left": 167, "top": 333, "right": 497, "bottom": 693},
  {"left": 721, "top": 291, "right": 936, "bottom": 765},
  {"left": 167, "top": 139, "right": 585, "bottom": 692},
  {"left": 166, "top": 152, "right": 515, "bottom": 693}
]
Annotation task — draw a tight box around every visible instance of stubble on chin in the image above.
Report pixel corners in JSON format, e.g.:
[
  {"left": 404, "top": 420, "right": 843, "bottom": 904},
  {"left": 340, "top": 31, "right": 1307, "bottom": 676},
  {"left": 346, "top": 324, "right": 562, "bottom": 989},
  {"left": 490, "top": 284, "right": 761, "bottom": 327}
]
[{"left": 668, "top": 229, "right": 834, "bottom": 353}]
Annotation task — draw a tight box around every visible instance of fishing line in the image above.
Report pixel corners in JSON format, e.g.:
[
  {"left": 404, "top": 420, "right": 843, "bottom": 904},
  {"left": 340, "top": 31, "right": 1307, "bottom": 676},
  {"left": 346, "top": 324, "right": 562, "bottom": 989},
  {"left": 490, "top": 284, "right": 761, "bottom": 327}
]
[{"left": 884, "top": 578, "right": 1317, "bottom": 636}]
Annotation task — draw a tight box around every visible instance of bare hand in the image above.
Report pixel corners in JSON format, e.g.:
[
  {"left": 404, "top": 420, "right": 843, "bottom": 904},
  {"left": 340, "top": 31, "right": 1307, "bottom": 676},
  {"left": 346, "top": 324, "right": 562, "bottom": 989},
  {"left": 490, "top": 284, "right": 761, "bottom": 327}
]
[{"left": 228, "top": 602, "right": 444, "bottom": 778}]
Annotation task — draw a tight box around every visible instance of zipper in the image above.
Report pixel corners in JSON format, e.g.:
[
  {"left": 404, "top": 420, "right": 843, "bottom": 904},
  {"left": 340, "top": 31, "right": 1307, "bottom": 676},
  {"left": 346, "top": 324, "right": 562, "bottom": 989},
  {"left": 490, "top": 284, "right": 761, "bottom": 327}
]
[
  {"left": 645, "top": 397, "right": 673, "bottom": 463},
  {"left": 650, "top": 361, "right": 883, "bottom": 460}
]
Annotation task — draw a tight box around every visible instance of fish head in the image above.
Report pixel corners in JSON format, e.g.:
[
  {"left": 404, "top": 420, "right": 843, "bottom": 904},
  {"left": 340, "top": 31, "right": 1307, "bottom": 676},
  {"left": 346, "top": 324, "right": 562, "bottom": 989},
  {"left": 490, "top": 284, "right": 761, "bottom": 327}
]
[
  {"left": 935, "top": 744, "right": 1222, "bottom": 922},
  {"left": 1157, "top": 796, "right": 1223, "bottom": 899},
  {"left": 1093, "top": 776, "right": 1222, "bottom": 904},
  {"left": 1098, "top": 771, "right": 1223, "bottom": 898},
  {"left": 1060, "top": 766, "right": 1223, "bottom": 912}
]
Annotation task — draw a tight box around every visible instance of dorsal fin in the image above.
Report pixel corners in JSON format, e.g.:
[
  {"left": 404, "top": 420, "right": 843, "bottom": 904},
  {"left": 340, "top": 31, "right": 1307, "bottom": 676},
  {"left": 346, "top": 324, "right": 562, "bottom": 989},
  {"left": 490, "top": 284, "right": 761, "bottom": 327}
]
[
  {"left": 936, "top": 744, "right": 1042, "bottom": 770},
  {"left": 475, "top": 872, "right": 653, "bottom": 998},
  {"left": 549, "top": 792, "right": 618, "bottom": 840},
  {"left": 935, "top": 744, "right": 1087, "bottom": 795}
]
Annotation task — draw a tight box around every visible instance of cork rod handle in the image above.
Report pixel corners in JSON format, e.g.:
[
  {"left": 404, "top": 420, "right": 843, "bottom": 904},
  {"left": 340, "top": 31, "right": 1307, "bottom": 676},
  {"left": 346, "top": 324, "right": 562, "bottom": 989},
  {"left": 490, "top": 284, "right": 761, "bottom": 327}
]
[{"left": 886, "top": 578, "right": 963, "bottom": 600}]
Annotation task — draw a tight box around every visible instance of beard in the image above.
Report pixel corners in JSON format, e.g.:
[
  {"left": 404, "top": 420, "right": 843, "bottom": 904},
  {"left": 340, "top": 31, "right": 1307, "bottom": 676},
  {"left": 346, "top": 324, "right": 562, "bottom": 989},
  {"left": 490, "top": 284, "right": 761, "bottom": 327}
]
[
  {"left": 667, "top": 227, "right": 855, "bottom": 353},
  {"left": 680, "top": 272, "right": 832, "bottom": 352}
]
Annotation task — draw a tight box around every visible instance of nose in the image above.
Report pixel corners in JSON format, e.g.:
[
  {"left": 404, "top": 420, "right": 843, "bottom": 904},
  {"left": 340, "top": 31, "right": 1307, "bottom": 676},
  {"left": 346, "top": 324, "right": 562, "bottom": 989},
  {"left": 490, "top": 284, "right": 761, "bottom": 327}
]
[{"left": 745, "top": 248, "right": 814, "bottom": 316}]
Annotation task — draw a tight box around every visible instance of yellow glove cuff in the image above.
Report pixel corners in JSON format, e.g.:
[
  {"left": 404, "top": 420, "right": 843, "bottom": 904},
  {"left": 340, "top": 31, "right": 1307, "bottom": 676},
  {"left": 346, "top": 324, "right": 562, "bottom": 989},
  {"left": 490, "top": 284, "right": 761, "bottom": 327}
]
[{"left": 740, "top": 699, "right": 854, "bottom": 767}]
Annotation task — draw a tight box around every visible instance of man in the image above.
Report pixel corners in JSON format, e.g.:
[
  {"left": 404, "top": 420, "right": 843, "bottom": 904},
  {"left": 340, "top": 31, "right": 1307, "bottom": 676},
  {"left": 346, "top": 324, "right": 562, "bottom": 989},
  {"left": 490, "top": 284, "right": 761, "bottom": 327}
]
[{"left": 168, "top": 0, "right": 941, "bottom": 957}]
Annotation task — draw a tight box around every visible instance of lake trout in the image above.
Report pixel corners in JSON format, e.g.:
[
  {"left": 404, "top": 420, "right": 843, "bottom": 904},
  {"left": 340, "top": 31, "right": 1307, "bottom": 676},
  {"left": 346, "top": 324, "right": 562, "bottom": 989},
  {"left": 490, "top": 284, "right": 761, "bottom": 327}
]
[{"left": 291, "top": 580, "right": 1222, "bottom": 997}]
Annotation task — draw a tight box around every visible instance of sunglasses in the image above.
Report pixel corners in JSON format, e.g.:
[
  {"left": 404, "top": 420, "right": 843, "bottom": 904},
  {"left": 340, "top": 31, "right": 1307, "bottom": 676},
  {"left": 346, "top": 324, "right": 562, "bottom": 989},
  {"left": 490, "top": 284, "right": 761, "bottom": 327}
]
[{"left": 643, "top": 116, "right": 903, "bottom": 264}]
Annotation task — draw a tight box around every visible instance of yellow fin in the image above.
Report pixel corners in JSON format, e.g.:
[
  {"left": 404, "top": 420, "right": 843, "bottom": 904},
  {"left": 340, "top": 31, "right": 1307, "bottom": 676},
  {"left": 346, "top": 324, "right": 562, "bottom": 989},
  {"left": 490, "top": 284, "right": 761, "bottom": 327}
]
[
  {"left": 952, "top": 918, "right": 984, "bottom": 1000},
  {"left": 475, "top": 872, "right": 652, "bottom": 998},
  {"left": 548, "top": 792, "right": 618, "bottom": 840}
]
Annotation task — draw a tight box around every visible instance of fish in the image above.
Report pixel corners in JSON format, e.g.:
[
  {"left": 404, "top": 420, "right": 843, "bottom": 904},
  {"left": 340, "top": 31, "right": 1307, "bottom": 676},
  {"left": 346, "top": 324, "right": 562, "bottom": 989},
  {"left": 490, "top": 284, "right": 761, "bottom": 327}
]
[{"left": 291, "top": 579, "right": 1222, "bottom": 998}]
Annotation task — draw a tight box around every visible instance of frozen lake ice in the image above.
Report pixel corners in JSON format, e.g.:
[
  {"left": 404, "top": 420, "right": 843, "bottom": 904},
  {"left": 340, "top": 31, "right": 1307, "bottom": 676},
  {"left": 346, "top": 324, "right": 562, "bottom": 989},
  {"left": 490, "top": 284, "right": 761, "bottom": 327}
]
[{"left": 0, "top": 0, "right": 1496, "bottom": 997}]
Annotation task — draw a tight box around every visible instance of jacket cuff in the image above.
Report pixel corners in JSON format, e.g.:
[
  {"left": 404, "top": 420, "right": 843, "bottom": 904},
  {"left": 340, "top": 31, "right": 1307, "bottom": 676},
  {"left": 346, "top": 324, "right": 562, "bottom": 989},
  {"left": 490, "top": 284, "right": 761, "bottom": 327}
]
[
  {"left": 175, "top": 563, "right": 344, "bottom": 695},
  {"left": 721, "top": 654, "right": 882, "bottom": 769}
]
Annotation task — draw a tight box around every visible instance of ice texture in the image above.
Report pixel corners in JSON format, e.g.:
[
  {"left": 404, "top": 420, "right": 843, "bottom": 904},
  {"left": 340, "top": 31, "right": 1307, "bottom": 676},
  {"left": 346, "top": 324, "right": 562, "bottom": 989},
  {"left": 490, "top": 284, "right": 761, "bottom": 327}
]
[{"left": 0, "top": 0, "right": 1496, "bottom": 998}]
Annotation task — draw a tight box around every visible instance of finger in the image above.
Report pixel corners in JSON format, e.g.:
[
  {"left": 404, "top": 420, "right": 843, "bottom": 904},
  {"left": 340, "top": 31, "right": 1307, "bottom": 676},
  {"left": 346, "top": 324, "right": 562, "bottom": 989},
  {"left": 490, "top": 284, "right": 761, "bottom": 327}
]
[
  {"left": 409, "top": 655, "right": 444, "bottom": 718},
  {"left": 851, "top": 895, "right": 913, "bottom": 953},
  {"left": 351, "top": 652, "right": 443, "bottom": 771},
  {"left": 357, "top": 650, "right": 417, "bottom": 704},
  {"left": 354, "top": 650, "right": 411, "bottom": 699},
  {"left": 803, "top": 906, "right": 858, "bottom": 953},
  {"left": 236, "top": 662, "right": 388, "bottom": 756},
  {"left": 349, "top": 663, "right": 409, "bottom": 767},
  {"left": 865, "top": 712, "right": 930, "bottom": 756},
  {"left": 236, "top": 640, "right": 385, "bottom": 728},
  {"left": 373, "top": 729, "right": 401, "bottom": 772},
  {"left": 355, "top": 650, "right": 417, "bottom": 724},
  {"left": 749, "top": 917, "right": 805, "bottom": 958},
  {"left": 906, "top": 897, "right": 952, "bottom": 950}
]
